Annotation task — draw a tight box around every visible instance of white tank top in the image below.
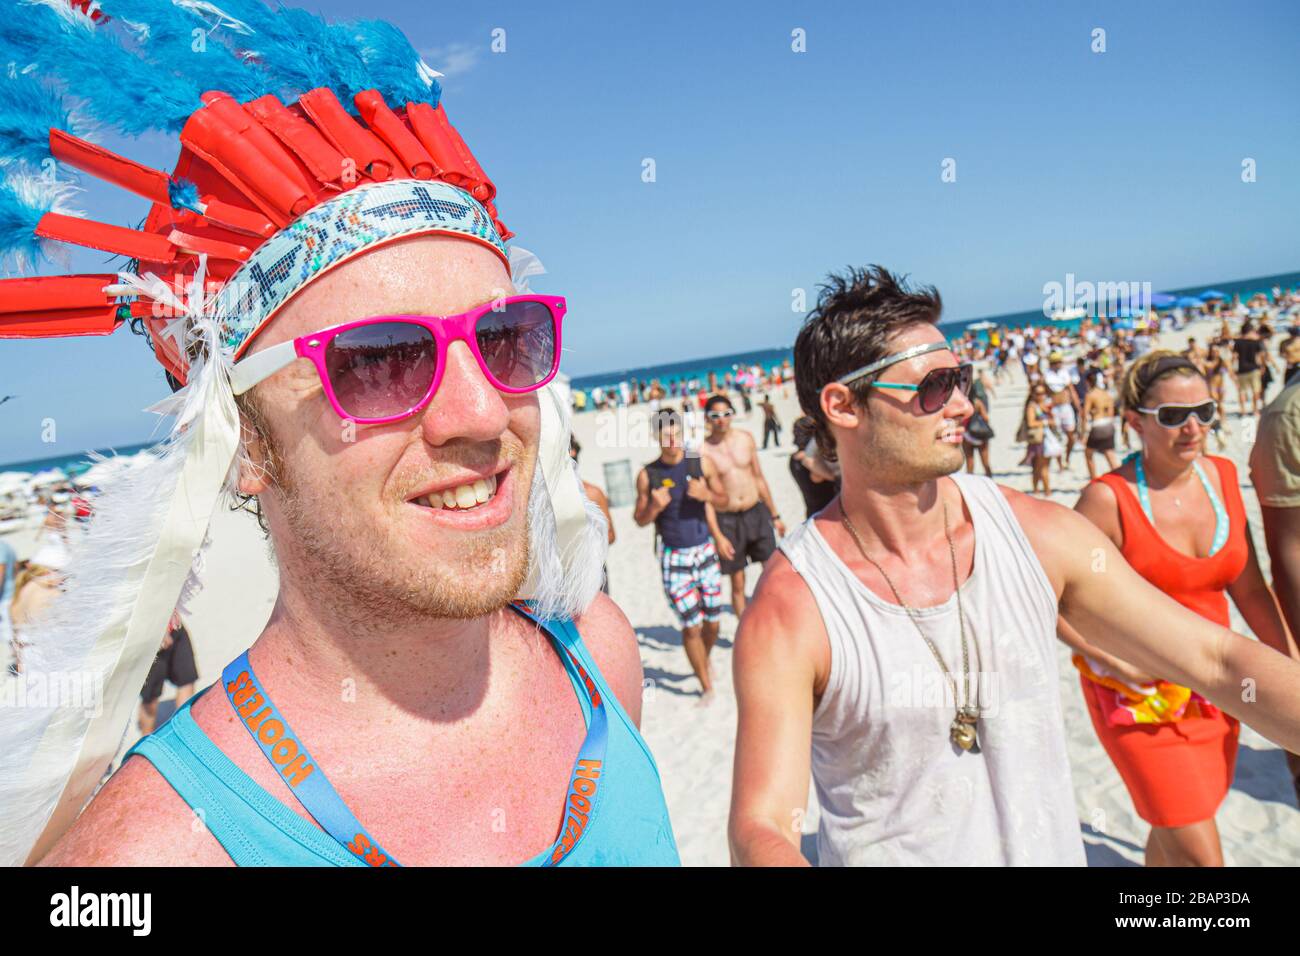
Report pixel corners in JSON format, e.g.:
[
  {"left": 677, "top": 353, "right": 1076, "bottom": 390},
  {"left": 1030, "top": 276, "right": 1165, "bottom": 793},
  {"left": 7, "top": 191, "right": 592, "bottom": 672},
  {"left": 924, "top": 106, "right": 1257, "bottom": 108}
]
[{"left": 781, "top": 472, "right": 1085, "bottom": 866}]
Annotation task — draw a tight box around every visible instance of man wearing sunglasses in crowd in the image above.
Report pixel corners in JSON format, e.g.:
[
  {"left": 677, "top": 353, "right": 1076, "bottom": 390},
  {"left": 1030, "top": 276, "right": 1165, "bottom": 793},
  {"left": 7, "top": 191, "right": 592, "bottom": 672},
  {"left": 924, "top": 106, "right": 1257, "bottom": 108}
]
[
  {"left": 699, "top": 396, "right": 786, "bottom": 620},
  {"left": 729, "top": 265, "right": 1300, "bottom": 866},
  {"left": 40, "top": 178, "right": 679, "bottom": 862}
]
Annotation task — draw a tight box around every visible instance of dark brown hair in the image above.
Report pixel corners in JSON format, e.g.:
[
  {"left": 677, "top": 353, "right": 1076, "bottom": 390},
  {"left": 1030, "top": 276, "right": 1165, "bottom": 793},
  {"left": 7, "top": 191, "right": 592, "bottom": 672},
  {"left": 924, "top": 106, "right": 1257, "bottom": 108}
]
[{"left": 793, "top": 265, "right": 943, "bottom": 460}]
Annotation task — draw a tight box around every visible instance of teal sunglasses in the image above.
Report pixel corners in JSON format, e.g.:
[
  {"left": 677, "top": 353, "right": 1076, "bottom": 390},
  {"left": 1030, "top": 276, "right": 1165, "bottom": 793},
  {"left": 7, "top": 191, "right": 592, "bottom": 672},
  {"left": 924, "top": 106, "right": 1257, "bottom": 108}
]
[{"left": 872, "top": 363, "right": 974, "bottom": 413}]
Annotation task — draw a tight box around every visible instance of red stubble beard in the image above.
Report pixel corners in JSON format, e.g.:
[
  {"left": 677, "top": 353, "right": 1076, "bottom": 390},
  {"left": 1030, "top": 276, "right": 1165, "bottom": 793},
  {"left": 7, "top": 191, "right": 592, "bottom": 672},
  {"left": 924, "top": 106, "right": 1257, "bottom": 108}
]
[{"left": 266, "top": 439, "right": 537, "bottom": 628}]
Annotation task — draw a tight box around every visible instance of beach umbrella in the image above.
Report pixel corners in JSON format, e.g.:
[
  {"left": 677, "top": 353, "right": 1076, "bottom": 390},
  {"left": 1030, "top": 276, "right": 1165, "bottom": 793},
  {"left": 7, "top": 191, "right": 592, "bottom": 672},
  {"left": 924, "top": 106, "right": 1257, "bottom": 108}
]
[
  {"left": 1175, "top": 296, "right": 1203, "bottom": 309},
  {"left": 967, "top": 321, "right": 997, "bottom": 331},
  {"left": 1199, "top": 290, "right": 1227, "bottom": 301},
  {"left": 1138, "top": 292, "right": 1178, "bottom": 310}
]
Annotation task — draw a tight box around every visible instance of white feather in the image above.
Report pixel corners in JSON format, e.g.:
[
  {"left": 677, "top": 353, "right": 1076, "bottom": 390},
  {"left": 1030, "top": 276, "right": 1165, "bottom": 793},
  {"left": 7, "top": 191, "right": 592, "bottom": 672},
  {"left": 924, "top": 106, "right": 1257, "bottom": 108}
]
[{"left": 0, "top": 271, "right": 240, "bottom": 866}]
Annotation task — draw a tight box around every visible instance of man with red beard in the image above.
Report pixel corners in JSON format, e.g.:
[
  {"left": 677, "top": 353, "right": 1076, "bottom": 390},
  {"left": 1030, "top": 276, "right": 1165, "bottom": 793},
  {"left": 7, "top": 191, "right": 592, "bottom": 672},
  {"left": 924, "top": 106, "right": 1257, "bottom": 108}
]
[{"left": 2, "top": 3, "right": 677, "bottom": 869}]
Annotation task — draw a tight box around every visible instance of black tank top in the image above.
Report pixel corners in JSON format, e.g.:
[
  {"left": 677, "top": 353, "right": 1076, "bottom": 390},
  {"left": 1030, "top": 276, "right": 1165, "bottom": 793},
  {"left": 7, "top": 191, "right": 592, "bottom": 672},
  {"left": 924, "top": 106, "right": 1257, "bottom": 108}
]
[{"left": 644, "top": 455, "right": 710, "bottom": 548}]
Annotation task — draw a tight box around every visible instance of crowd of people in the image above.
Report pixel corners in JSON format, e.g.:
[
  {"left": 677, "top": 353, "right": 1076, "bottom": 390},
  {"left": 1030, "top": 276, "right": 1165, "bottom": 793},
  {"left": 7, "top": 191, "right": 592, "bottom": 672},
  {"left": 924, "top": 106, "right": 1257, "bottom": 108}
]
[
  {"left": 934, "top": 288, "right": 1300, "bottom": 495},
  {"left": 570, "top": 359, "right": 795, "bottom": 415}
]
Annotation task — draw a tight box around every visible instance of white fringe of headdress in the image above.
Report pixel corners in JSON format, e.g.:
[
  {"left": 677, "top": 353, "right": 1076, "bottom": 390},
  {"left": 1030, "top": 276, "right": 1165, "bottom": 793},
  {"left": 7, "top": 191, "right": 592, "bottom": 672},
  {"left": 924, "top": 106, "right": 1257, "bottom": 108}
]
[
  {"left": 0, "top": 255, "right": 242, "bottom": 866},
  {"left": 513, "top": 245, "right": 607, "bottom": 622},
  {"left": 523, "top": 383, "right": 608, "bottom": 622}
]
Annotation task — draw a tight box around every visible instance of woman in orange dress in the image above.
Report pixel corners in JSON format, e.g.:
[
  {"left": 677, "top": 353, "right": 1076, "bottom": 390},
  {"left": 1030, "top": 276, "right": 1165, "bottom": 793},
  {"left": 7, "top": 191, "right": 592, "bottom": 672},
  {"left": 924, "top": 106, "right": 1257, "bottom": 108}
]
[{"left": 1059, "top": 351, "right": 1297, "bottom": 866}]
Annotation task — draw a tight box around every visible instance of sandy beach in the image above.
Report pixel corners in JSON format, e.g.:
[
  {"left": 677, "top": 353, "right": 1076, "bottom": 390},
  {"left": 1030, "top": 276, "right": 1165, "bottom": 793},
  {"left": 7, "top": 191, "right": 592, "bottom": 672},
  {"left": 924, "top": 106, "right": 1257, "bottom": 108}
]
[{"left": 6, "top": 312, "right": 1297, "bottom": 866}]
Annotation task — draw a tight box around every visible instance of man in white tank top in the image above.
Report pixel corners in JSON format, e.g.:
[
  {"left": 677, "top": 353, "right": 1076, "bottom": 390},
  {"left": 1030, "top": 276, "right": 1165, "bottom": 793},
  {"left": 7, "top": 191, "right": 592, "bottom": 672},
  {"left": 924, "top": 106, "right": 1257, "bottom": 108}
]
[{"left": 728, "top": 265, "right": 1300, "bottom": 866}]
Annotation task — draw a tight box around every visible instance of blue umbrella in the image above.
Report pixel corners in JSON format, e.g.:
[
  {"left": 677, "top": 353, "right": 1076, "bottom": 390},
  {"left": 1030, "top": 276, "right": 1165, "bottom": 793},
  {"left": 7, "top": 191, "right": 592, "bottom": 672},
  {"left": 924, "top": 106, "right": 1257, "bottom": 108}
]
[
  {"left": 1176, "top": 296, "right": 1203, "bottom": 309},
  {"left": 1199, "top": 290, "right": 1227, "bottom": 300},
  {"left": 1150, "top": 293, "right": 1178, "bottom": 310}
]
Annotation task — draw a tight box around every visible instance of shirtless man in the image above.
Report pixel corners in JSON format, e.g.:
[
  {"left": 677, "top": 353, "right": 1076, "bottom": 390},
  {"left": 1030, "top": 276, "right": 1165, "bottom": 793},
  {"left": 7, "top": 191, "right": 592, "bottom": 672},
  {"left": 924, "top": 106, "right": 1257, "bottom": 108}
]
[
  {"left": 699, "top": 395, "right": 786, "bottom": 619},
  {"left": 728, "top": 264, "right": 1300, "bottom": 866}
]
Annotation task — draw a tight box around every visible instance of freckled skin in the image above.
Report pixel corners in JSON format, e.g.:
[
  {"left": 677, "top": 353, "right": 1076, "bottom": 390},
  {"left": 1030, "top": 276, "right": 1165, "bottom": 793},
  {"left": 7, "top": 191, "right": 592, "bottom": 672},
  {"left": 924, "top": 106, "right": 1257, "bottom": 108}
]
[{"left": 38, "top": 236, "right": 646, "bottom": 867}]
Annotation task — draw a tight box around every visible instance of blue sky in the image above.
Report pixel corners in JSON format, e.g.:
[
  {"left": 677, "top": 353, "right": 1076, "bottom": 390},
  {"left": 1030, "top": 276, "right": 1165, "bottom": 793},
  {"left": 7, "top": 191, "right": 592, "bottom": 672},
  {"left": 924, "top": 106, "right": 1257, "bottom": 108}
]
[{"left": 2, "top": 0, "right": 1298, "bottom": 462}]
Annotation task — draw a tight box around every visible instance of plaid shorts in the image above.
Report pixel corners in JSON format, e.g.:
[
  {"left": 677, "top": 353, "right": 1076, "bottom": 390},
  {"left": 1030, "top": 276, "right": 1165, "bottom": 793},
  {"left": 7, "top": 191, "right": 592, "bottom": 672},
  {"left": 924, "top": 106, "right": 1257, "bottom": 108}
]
[{"left": 659, "top": 540, "right": 723, "bottom": 628}]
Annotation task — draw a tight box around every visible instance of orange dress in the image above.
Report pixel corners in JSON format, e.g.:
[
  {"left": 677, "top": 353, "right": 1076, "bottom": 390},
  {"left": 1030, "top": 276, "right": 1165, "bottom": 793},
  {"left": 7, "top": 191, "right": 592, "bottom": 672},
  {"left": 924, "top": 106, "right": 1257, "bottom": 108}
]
[{"left": 1078, "top": 455, "right": 1246, "bottom": 827}]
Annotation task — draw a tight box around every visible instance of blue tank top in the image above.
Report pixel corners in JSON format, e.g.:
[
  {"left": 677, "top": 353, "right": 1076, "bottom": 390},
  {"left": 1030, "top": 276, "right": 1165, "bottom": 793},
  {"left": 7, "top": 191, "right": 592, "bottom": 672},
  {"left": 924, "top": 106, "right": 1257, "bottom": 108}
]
[
  {"left": 122, "top": 615, "right": 680, "bottom": 867},
  {"left": 644, "top": 455, "right": 709, "bottom": 548}
]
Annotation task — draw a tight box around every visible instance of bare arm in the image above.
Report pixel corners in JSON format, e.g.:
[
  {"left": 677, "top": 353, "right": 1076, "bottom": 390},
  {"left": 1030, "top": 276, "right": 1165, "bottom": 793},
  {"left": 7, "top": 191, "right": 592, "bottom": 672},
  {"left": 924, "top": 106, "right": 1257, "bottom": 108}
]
[
  {"left": 745, "top": 433, "right": 783, "bottom": 532},
  {"left": 1226, "top": 528, "right": 1298, "bottom": 662},
  {"left": 1261, "top": 506, "right": 1300, "bottom": 656},
  {"left": 728, "top": 554, "right": 822, "bottom": 866},
  {"left": 37, "top": 755, "right": 233, "bottom": 866},
  {"left": 575, "top": 591, "right": 644, "bottom": 727},
  {"left": 584, "top": 482, "right": 615, "bottom": 544},
  {"left": 697, "top": 455, "right": 729, "bottom": 508},
  {"left": 632, "top": 468, "right": 667, "bottom": 527},
  {"left": 1010, "top": 489, "right": 1300, "bottom": 753},
  {"left": 1054, "top": 480, "right": 1155, "bottom": 683}
]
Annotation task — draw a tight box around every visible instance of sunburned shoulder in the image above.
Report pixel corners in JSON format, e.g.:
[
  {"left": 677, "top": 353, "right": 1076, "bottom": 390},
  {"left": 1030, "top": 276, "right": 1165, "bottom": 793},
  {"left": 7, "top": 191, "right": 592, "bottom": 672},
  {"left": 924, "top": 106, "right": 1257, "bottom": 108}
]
[
  {"left": 36, "top": 753, "right": 232, "bottom": 867},
  {"left": 572, "top": 591, "right": 645, "bottom": 727},
  {"left": 736, "top": 551, "right": 825, "bottom": 654}
]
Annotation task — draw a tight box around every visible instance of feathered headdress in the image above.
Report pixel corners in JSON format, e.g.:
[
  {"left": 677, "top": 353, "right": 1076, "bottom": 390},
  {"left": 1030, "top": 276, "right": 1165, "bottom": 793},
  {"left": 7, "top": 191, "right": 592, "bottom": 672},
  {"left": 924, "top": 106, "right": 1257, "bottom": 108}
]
[{"left": 0, "top": 0, "right": 605, "bottom": 866}]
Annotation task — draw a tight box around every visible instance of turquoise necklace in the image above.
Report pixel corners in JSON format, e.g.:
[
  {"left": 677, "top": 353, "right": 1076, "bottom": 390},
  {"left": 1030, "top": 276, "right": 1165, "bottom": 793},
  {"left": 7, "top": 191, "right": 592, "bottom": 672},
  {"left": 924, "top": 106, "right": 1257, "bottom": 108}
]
[{"left": 1126, "top": 452, "right": 1228, "bottom": 556}]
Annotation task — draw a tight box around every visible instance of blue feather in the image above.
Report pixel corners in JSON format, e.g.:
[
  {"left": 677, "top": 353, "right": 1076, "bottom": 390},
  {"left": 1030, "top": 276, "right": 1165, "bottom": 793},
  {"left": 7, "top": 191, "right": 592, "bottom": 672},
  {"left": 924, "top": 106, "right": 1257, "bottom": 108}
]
[
  {"left": 0, "top": 173, "right": 76, "bottom": 272},
  {"left": 167, "top": 176, "right": 201, "bottom": 212},
  {"left": 102, "top": 0, "right": 270, "bottom": 102},
  {"left": 0, "top": 0, "right": 442, "bottom": 142},
  {"left": 0, "top": 66, "right": 74, "bottom": 169},
  {"left": 0, "top": 0, "right": 203, "bottom": 134},
  {"left": 192, "top": 0, "right": 343, "bottom": 99},
  {"left": 348, "top": 18, "right": 440, "bottom": 106}
]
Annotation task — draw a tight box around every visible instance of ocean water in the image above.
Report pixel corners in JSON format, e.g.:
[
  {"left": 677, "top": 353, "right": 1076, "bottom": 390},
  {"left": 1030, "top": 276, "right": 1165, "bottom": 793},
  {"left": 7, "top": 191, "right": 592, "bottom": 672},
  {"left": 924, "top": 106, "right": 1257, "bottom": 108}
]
[
  {"left": 0, "top": 441, "right": 156, "bottom": 476},
  {"left": 568, "top": 269, "right": 1300, "bottom": 394},
  {"left": 569, "top": 346, "right": 794, "bottom": 395}
]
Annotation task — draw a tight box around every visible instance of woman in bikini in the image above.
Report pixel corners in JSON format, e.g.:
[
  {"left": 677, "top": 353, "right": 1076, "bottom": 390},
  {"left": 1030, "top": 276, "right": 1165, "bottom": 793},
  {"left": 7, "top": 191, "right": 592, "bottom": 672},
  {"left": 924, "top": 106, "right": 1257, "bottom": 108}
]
[
  {"left": 1058, "top": 351, "right": 1297, "bottom": 866},
  {"left": 1023, "top": 384, "right": 1053, "bottom": 496},
  {"left": 1081, "top": 369, "right": 1120, "bottom": 480}
]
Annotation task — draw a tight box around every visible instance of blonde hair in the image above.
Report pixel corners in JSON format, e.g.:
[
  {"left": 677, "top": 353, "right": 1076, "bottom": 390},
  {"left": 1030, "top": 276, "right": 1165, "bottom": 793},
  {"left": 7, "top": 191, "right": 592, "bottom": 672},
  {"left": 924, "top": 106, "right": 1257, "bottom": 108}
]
[{"left": 1119, "top": 350, "right": 1204, "bottom": 412}]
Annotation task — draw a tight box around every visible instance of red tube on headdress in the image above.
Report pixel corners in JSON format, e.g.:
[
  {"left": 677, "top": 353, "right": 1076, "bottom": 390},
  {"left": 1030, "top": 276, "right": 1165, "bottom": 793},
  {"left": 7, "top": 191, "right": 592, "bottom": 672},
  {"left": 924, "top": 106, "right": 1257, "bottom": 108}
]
[
  {"left": 297, "top": 88, "right": 404, "bottom": 182},
  {"left": 49, "top": 129, "right": 170, "bottom": 204},
  {"left": 48, "top": 128, "right": 276, "bottom": 240},
  {"left": 166, "top": 229, "right": 251, "bottom": 262},
  {"left": 246, "top": 95, "right": 349, "bottom": 187},
  {"left": 0, "top": 275, "right": 121, "bottom": 338},
  {"left": 196, "top": 196, "right": 277, "bottom": 239},
  {"left": 354, "top": 90, "right": 435, "bottom": 179},
  {"left": 404, "top": 101, "right": 496, "bottom": 203},
  {"left": 200, "top": 92, "right": 317, "bottom": 198},
  {"left": 36, "top": 213, "right": 177, "bottom": 262},
  {"left": 182, "top": 107, "right": 308, "bottom": 226}
]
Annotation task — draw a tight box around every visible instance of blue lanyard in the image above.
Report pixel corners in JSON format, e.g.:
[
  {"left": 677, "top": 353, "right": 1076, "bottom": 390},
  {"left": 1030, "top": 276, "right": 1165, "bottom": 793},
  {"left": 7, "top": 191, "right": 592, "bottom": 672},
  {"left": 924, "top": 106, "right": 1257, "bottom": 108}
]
[
  {"left": 1129, "top": 452, "right": 1228, "bottom": 556},
  {"left": 220, "top": 602, "right": 609, "bottom": 867}
]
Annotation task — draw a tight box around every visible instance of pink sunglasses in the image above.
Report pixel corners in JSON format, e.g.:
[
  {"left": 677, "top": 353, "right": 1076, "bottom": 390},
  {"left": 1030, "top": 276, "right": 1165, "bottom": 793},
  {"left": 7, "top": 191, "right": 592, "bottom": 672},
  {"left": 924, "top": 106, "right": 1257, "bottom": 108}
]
[{"left": 230, "top": 294, "right": 566, "bottom": 424}]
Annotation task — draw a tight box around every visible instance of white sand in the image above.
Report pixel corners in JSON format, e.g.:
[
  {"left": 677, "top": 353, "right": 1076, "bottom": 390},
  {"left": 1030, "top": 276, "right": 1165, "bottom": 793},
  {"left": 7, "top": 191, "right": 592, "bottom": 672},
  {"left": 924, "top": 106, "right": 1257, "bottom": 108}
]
[{"left": 14, "top": 314, "right": 1299, "bottom": 865}]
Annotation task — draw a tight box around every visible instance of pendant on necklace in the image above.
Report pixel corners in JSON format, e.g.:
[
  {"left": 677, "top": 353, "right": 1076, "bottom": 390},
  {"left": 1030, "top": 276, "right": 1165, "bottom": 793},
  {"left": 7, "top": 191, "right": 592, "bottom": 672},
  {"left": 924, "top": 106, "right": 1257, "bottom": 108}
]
[{"left": 950, "top": 706, "right": 980, "bottom": 752}]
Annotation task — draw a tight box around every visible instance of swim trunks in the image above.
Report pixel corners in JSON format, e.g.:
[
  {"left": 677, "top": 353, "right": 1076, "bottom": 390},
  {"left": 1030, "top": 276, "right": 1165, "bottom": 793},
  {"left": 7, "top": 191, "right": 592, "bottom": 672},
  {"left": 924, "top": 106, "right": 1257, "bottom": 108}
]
[
  {"left": 658, "top": 540, "right": 722, "bottom": 627},
  {"left": 715, "top": 501, "right": 777, "bottom": 575}
]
